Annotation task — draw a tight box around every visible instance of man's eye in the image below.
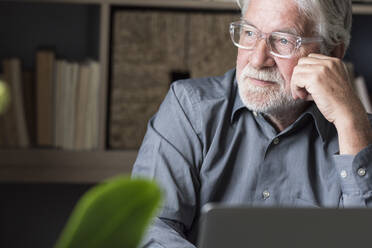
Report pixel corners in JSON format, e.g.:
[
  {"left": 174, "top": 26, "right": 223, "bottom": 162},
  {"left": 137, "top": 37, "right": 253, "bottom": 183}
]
[
  {"left": 244, "top": 30, "right": 254, "bottom": 37},
  {"left": 279, "top": 38, "right": 289, "bottom": 45}
]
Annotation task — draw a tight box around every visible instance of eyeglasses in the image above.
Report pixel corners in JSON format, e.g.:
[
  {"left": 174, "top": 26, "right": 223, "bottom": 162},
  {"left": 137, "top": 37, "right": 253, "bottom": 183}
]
[{"left": 229, "top": 20, "right": 323, "bottom": 59}]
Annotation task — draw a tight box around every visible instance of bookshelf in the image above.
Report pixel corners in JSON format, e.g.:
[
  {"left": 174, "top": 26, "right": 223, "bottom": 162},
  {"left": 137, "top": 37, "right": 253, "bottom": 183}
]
[
  {"left": 0, "top": 0, "right": 371, "bottom": 183},
  {"left": 0, "top": 149, "right": 137, "bottom": 183},
  {"left": 353, "top": 3, "right": 372, "bottom": 14}
]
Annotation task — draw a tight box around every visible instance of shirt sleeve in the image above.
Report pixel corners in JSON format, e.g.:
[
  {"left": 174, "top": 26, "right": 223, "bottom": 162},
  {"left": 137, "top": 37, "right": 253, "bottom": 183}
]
[
  {"left": 141, "top": 218, "right": 196, "bottom": 248},
  {"left": 334, "top": 144, "right": 372, "bottom": 208},
  {"left": 131, "top": 81, "right": 202, "bottom": 248}
]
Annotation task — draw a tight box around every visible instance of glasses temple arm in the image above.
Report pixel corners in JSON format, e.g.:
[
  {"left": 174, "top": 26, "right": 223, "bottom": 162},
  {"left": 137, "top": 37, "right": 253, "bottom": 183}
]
[{"left": 301, "top": 37, "right": 323, "bottom": 44}]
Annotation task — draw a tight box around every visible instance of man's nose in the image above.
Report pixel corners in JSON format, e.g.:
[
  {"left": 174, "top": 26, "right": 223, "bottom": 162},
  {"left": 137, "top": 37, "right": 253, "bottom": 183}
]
[{"left": 249, "top": 39, "right": 275, "bottom": 69}]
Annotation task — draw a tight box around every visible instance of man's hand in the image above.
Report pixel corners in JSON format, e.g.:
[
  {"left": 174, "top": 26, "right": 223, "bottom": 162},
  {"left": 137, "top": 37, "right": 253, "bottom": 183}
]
[{"left": 290, "top": 53, "right": 372, "bottom": 155}]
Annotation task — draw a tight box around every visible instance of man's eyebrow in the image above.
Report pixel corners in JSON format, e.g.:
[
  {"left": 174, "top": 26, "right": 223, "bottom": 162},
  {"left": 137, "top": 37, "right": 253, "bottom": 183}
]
[
  {"left": 240, "top": 19, "right": 258, "bottom": 28},
  {"left": 240, "top": 18, "right": 302, "bottom": 36},
  {"left": 275, "top": 27, "right": 300, "bottom": 36}
]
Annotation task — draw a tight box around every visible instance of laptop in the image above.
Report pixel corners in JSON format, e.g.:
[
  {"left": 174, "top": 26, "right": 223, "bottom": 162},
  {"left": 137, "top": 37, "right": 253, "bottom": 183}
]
[{"left": 197, "top": 203, "right": 372, "bottom": 248}]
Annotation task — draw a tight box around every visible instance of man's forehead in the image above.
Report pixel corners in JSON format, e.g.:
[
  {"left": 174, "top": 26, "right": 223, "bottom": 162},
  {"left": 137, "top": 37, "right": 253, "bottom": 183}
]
[
  {"left": 243, "top": 0, "right": 309, "bottom": 36},
  {"left": 241, "top": 19, "right": 303, "bottom": 36}
]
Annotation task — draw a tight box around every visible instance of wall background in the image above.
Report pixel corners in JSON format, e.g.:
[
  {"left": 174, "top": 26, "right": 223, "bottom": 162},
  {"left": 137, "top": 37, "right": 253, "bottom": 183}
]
[{"left": 345, "top": 14, "right": 372, "bottom": 92}]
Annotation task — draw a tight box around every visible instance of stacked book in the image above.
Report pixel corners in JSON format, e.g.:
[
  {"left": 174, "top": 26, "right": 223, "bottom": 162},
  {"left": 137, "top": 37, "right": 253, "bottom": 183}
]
[{"left": 0, "top": 50, "right": 101, "bottom": 150}]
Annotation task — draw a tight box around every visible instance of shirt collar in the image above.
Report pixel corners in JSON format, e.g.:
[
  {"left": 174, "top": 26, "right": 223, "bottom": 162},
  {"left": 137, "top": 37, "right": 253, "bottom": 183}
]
[
  {"left": 230, "top": 78, "right": 246, "bottom": 123},
  {"left": 299, "top": 103, "right": 330, "bottom": 143},
  {"left": 230, "top": 76, "right": 329, "bottom": 142}
]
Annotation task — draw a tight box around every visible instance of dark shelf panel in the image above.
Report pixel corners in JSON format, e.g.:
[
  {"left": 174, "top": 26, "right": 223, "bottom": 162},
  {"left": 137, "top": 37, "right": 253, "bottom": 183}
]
[{"left": 0, "top": 149, "right": 137, "bottom": 183}]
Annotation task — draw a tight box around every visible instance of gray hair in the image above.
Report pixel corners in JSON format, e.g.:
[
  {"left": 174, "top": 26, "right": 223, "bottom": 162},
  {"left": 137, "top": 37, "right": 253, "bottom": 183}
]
[{"left": 236, "top": 0, "right": 352, "bottom": 54}]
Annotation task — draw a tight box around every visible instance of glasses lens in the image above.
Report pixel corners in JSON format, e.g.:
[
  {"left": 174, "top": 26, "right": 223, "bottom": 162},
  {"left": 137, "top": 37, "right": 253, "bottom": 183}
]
[
  {"left": 269, "top": 33, "right": 297, "bottom": 57},
  {"left": 231, "top": 24, "right": 257, "bottom": 49}
]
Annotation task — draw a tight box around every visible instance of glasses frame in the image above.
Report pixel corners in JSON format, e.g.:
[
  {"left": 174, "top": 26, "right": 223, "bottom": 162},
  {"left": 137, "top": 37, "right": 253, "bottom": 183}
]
[{"left": 229, "top": 20, "right": 323, "bottom": 59}]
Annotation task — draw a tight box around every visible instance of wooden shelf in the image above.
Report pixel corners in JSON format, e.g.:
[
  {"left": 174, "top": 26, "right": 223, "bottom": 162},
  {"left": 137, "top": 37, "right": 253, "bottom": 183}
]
[
  {"left": 0, "top": 149, "right": 137, "bottom": 183},
  {"left": 353, "top": 3, "right": 372, "bottom": 14},
  {"left": 0, "top": 0, "right": 104, "bottom": 4},
  {"left": 0, "top": 0, "right": 239, "bottom": 9},
  {"left": 108, "top": 0, "right": 239, "bottom": 10},
  {"left": 4, "top": 0, "right": 372, "bottom": 13}
]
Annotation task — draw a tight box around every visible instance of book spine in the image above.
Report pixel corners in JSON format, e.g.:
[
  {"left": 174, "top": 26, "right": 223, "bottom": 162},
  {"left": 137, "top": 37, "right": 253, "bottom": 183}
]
[{"left": 36, "top": 50, "right": 55, "bottom": 147}]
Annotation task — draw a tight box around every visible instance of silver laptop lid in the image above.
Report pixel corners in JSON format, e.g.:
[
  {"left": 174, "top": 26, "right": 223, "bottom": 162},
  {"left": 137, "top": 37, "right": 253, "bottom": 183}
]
[{"left": 197, "top": 203, "right": 372, "bottom": 248}]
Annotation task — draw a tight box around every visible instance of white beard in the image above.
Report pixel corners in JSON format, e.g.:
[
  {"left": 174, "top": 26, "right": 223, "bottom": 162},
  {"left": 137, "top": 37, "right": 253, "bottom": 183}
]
[{"left": 237, "top": 64, "right": 306, "bottom": 115}]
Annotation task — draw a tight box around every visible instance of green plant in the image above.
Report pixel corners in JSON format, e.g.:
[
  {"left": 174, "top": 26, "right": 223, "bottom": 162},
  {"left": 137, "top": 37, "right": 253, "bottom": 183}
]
[
  {"left": 0, "top": 80, "right": 10, "bottom": 115},
  {"left": 54, "top": 176, "right": 163, "bottom": 248}
]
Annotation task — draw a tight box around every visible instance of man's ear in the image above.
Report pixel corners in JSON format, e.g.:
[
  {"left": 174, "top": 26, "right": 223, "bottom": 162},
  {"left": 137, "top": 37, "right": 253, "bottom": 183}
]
[{"left": 330, "top": 43, "right": 345, "bottom": 59}]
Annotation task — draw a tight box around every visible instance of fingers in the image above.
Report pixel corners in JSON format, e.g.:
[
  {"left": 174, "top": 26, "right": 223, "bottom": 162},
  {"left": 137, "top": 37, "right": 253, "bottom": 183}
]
[
  {"left": 307, "top": 53, "right": 330, "bottom": 59},
  {"left": 290, "top": 60, "right": 326, "bottom": 101},
  {"left": 299, "top": 54, "right": 345, "bottom": 76},
  {"left": 291, "top": 53, "right": 347, "bottom": 103},
  {"left": 290, "top": 66, "right": 311, "bottom": 100},
  {"left": 289, "top": 53, "right": 363, "bottom": 126},
  {"left": 306, "top": 94, "right": 314, "bottom": 101},
  {"left": 292, "top": 87, "right": 308, "bottom": 100},
  {"left": 297, "top": 56, "right": 323, "bottom": 65}
]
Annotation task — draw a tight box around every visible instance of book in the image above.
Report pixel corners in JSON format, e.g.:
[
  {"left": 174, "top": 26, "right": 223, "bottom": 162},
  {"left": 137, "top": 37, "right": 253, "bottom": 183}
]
[
  {"left": 75, "top": 60, "right": 100, "bottom": 150},
  {"left": 54, "top": 60, "right": 66, "bottom": 148},
  {"left": 36, "top": 50, "right": 55, "bottom": 147},
  {"left": 1, "top": 52, "right": 101, "bottom": 150},
  {"left": 1, "top": 58, "right": 29, "bottom": 147},
  {"left": 51, "top": 59, "right": 100, "bottom": 150},
  {"left": 60, "top": 61, "right": 73, "bottom": 149},
  {"left": 64, "top": 62, "right": 79, "bottom": 150},
  {"left": 86, "top": 61, "right": 100, "bottom": 150},
  {"left": 74, "top": 62, "right": 91, "bottom": 150},
  {"left": 22, "top": 70, "right": 36, "bottom": 146}
]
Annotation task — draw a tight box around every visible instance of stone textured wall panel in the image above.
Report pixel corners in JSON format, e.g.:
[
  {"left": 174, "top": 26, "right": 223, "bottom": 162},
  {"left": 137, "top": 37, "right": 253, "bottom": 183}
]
[
  {"left": 110, "top": 9, "right": 239, "bottom": 149},
  {"left": 188, "top": 12, "right": 239, "bottom": 78}
]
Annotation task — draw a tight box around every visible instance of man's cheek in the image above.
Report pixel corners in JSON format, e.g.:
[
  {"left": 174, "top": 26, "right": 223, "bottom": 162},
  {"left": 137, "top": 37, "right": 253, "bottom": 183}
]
[
  {"left": 280, "top": 66, "right": 296, "bottom": 95},
  {"left": 236, "top": 51, "right": 250, "bottom": 73},
  {"left": 282, "top": 61, "right": 298, "bottom": 84}
]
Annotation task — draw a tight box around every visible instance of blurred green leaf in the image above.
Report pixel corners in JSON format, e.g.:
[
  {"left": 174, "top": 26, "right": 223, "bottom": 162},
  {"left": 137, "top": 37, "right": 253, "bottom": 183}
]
[
  {"left": 54, "top": 176, "right": 162, "bottom": 248},
  {"left": 0, "top": 80, "right": 10, "bottom": 115}
]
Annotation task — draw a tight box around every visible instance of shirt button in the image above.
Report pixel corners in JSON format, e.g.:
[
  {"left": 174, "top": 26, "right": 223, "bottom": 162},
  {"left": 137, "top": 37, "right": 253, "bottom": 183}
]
[
  {"left": 340, "top": 170, "right": 347, "bottom": 178},
  {"left": 357, "top": 168, "right": 367, "bottom": 177},
  {"left": 262, "top": 190, "right": 270, "bottom": 200},
  {"left": 273, "top": 138, "right": 280, "bottom": 145}
]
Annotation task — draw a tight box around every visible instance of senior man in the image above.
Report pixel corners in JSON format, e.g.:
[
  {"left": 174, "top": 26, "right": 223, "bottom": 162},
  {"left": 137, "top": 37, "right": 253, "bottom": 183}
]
[{"left": 132, "top": 0, "right": 372, "bottom": 247}]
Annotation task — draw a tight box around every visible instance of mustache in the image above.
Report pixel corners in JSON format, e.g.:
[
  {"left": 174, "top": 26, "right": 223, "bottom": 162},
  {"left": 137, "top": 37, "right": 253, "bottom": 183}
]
[{"left": 240, "top": 65, "right": 285, "bottom": 84}]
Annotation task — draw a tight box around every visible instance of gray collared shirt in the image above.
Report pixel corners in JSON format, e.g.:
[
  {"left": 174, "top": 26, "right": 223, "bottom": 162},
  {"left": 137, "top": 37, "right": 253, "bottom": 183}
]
[{"left": 132, "top": 69, "right": 372, "bottom": 248}]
